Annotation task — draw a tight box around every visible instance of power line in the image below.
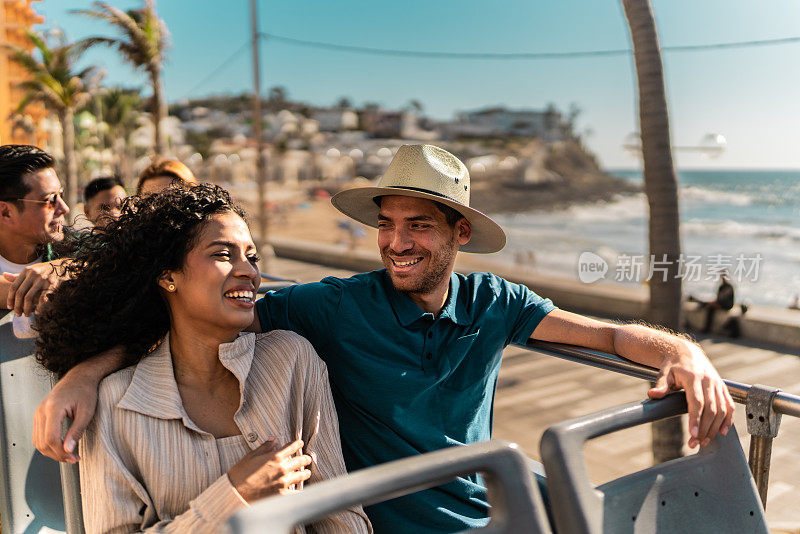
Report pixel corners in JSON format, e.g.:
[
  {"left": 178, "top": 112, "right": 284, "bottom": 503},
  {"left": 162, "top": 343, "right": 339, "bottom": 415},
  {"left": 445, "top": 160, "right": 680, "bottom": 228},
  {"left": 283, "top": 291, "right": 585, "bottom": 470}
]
[
  {"left": 663, "top": 36, "right": 800, "bottom": 52},
  {"left": 261, "top": 32, "right": 800, "bottom": 60},
  {"left": 182, "top": 33, "right": 800, "bottom": 99},
  {"left": 181, "top": 41, "right": 250, "bottom": 98},
  {"left": 262, "top": 33, "right": 631, "bottom": 59}
]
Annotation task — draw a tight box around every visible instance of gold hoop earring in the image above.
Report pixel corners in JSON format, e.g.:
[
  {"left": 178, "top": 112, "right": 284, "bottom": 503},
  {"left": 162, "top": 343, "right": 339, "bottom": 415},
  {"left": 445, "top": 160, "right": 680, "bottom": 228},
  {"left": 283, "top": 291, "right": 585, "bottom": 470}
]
[{"left": 167, "top": 284, "right": 175, "bottom": 292}]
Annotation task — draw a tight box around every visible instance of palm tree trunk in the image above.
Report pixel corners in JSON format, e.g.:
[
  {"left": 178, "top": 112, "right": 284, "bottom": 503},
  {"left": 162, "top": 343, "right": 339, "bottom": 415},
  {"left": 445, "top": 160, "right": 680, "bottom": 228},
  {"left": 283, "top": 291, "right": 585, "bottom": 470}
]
[
  {"left": 621, "top": 0, "right": 684, "bottom": 463},
  {"left": 150, "top": 65, "right": 167, "bottom": 156},
  {"left": 59, "top": 108, "right": 79, "bottom": 214},
  {"left": 145, "top": 0, "right": 166, "bottom": 155},
  {"left": 119, "top": 136, "right": 132, "bottom": 183}
]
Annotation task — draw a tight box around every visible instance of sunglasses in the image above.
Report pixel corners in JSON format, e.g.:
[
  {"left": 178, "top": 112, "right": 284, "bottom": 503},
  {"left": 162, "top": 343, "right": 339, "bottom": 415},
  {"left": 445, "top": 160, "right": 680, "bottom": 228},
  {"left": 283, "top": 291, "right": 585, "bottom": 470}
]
[{"left": 7, "top": 190, "right": 65, "bottom": 210}]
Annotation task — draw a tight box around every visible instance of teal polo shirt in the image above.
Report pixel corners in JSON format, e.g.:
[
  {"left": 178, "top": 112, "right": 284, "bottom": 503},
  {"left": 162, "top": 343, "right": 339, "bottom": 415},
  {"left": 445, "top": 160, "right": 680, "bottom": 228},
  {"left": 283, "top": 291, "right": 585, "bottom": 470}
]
[{"left": 257, "top": 269, "right": 555, "bottom": 533}]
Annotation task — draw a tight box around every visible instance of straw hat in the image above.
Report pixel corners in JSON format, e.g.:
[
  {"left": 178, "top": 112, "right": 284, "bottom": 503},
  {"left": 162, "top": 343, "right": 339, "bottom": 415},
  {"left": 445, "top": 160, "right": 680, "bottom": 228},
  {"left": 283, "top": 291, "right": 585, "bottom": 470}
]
[{"left": 331, "top": 144, "right": 506, "bottom": 253}]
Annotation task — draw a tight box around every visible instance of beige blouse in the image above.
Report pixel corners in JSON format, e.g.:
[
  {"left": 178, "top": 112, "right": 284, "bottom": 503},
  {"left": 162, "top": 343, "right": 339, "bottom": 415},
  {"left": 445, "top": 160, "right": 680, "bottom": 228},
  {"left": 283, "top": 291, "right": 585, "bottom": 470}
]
[{"left": 79, "top": 330, "right": 372, "bottom": 533}]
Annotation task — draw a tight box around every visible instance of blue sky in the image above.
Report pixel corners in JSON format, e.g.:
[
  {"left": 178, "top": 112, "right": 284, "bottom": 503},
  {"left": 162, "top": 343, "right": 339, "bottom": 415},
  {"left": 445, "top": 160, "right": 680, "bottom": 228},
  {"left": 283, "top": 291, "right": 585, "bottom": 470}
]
[{"left": 36, "top": 0, "right": 800, "bottom": 169}]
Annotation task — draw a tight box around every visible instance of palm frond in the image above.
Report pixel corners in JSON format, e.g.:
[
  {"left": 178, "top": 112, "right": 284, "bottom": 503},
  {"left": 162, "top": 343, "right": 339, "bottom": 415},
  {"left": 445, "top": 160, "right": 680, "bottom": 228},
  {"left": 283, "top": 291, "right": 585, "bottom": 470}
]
[
  {"left": 91, "top": 2, "right": 148, "bottom": 44},
  {"left": 25, "top": 30, "right": 54, "bottom": 65},
  {"left": 12, "top": 92, "right": 36, "bottom": 115},
  {"left": 37, "top": 74, "right": 67, "bottom": 103},
  {"left": 16, "top": 80, "right": 63, "bottom": 110},
  {"left": 8, "top": 29, "right": 98, "bottom": 113},
  {"left": 73, "top": 36, "right": 121, "bottom": 54},
  {"left": 69, "top": 8, "right": 120, "bottom": 24},
  {"left": 72, "top": 92, "right": 94, "bottom": 111},
  {"left": 75, "top": 65, "right": 100, "bottom": 81},
  {"left": 2, "top": 44, "right": 44, "bottom": 76}
]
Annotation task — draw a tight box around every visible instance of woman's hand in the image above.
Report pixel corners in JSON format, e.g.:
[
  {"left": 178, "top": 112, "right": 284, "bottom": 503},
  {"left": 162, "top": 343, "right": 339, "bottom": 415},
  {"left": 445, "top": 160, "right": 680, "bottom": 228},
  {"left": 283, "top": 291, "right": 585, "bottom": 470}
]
[{"left": 228, "top": 438, "right": 312, "bottom": 502}]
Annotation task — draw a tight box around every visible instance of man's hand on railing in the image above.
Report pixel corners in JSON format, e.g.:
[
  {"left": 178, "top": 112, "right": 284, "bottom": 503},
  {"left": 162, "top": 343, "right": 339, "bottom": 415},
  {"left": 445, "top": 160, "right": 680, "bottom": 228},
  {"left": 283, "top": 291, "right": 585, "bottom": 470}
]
[
  {"left": 530, "top": 309, "right": 735, "bottom": 450},
  {"left": 647, "top": 341, "right": 735, "bottom": 448}
]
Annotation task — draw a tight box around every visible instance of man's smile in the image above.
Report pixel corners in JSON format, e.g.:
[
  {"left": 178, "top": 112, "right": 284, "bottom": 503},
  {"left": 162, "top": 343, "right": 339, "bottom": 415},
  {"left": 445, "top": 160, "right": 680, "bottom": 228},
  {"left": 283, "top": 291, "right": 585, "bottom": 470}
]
[{"left": 390, "top": 256, "right": 423, "bottom": 268}]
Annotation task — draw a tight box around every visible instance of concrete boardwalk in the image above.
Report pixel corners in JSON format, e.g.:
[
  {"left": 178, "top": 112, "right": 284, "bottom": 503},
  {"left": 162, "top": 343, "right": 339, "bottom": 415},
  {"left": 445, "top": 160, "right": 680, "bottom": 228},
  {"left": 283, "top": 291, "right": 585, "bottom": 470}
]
[{"left": 266, "top": 255, "right": 800, "bottom": 528}]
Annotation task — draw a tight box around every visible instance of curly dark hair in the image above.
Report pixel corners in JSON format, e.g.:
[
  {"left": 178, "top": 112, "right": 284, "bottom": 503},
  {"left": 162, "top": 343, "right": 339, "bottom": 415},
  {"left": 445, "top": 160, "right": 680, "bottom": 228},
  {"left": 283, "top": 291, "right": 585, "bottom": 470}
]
[{"left": 36, "top": 184, "right": 247, "bottom": 376}]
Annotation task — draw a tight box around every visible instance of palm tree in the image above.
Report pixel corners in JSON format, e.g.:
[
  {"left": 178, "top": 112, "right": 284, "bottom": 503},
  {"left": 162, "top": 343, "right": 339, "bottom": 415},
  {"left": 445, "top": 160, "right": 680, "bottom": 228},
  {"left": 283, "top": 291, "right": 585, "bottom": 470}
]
[
  {"left": 621, "top": 0, "right": 684, "bottom": 462},
  {"left": 4, "top": 30, "right": 101, "bottom": 209},
  {"left": 405, "top": 99, "right": 424, "bottom": 114},
  {"left": 95, "top": 86, "right": 143, "bottom": 178},
  {"left": 266, "top": 86, "right": 288, "bottom": 112},
  {"left": 98, "top": 87, "right": 141, "bottom": 140},
  {"left": 73, "top": 0, "right": 168, "bottom": 155},
  {"left": 335, "top": 96, "right": 353, "bottom": 110}
]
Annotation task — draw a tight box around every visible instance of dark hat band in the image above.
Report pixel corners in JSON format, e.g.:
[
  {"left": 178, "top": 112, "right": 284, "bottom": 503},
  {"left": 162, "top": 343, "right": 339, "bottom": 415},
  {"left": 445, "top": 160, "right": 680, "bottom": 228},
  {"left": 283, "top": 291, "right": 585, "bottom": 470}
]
[{"left": 383, "top": 185, "right": 461, "bottom": 205}]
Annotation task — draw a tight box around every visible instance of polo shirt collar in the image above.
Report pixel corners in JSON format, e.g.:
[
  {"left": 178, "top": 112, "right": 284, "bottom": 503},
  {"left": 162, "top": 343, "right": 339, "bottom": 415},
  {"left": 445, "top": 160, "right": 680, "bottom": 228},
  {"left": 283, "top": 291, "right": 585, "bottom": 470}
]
[
  {"left": 117, "top": 332, "right": 255, "bottom": 432},
  {"left": 440, "top": 273, "right": 471, "bottom": 325},
  {"left": 382, "top": 270, "right": 471, "bottom": 326}
]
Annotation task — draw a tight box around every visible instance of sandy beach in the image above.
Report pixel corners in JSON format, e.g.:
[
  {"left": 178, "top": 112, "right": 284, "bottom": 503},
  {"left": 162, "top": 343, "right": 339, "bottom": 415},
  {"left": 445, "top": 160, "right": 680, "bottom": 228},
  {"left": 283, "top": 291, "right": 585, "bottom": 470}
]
[{"left": 268, "top": 197, "right": 377, "bottom": 249}]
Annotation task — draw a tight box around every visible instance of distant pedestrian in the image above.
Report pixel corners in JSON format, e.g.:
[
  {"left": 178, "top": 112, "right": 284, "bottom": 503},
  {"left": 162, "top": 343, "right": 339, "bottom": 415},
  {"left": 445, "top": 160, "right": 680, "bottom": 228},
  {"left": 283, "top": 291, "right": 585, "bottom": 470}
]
[
  {"left": 337, "top": 219, "right": 366, "bottom": 250},
  {"left": 689, "top": 272, "right": 736, "bottom": 334},
  {"left": 789, "top": 294, "right": 800, "bottom": 311}
]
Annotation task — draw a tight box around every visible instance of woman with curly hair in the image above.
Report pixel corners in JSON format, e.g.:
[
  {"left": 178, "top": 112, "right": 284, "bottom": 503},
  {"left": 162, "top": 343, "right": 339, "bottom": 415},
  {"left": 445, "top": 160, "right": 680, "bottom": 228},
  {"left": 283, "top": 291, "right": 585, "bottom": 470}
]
[{"left": 36, "top": 184, "right": 371, "bottom": 533}]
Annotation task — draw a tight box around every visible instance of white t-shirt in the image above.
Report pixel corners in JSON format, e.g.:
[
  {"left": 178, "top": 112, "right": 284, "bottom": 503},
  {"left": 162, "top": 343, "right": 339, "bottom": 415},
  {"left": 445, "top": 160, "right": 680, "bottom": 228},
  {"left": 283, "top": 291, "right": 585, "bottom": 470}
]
[
  {"left": 0, "top": 253, "right": 40, "bottom": 275},
  {"left": 1, "top": 252, "right": 41, "bottom": 339}
]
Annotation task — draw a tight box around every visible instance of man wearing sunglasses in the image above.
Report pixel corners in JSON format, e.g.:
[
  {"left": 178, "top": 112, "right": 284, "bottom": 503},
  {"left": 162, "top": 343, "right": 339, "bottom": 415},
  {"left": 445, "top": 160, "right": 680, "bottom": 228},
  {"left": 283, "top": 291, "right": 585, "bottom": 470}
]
[{"left": 0, "top": 145, "right": 71, "bottom": 325}]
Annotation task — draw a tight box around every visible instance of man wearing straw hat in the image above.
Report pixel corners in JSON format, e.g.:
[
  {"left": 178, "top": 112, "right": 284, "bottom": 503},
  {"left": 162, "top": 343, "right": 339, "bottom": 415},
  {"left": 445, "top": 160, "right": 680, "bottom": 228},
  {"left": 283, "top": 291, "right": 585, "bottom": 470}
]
[{"left": 35, "top": 145, "right": 733, "bottom": 533}]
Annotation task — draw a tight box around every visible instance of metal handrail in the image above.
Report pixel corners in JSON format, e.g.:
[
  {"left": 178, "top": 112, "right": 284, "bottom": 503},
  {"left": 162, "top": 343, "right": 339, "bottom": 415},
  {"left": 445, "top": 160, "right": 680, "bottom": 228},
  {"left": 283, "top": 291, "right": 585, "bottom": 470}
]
[
  {"left": 260, "top": 272, "right": 300, "bottom": 284},
  {"left": 519, "top": 339, "right": 800, "bottom": 417},
  {"left": 229, "top": 440, "right": 551, "bottom": 533},
  {"left": 52, "top": 377, "right": 85, "bottom": 534},
  {"left": 517, "top": 339, "right": 800, "bottom": 508}
]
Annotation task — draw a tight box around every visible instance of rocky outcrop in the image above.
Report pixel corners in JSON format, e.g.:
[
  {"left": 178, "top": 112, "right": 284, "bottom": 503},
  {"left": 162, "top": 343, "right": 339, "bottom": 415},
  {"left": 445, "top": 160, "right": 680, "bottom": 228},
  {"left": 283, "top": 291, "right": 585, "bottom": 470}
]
[{"left": 464, "top": 140, "right": 639, "bottom": 214}]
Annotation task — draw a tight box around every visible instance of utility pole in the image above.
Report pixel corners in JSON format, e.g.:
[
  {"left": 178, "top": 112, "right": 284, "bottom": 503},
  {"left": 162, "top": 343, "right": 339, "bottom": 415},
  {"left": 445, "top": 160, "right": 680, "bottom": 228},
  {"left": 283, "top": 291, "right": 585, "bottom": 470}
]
[{"left": 250, "top": 0, "right": 269, "bottom": 271}]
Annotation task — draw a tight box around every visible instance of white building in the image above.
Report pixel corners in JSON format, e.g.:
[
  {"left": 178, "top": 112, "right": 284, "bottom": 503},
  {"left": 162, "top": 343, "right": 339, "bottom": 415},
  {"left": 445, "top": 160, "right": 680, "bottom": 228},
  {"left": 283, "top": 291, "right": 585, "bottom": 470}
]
[
  {"left": 446, "top": 107, "right": 563, "bottom": 141},
  {"left": 312, "top": 109, "right": 359, "bottom": 132}
]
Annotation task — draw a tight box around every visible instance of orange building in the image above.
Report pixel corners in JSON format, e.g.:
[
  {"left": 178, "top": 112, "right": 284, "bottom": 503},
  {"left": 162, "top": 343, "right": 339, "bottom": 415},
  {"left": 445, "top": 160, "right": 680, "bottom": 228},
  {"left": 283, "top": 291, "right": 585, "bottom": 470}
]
[{"left": 0, "top": 0, "right": 47, "bottom": 146}]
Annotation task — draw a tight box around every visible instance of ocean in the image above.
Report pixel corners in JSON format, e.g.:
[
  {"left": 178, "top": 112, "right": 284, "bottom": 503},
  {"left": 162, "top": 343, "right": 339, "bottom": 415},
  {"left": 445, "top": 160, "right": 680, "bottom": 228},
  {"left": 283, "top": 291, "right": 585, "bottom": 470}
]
[{"left": 490, "top": 169, "right": 800, "bottom": 308}]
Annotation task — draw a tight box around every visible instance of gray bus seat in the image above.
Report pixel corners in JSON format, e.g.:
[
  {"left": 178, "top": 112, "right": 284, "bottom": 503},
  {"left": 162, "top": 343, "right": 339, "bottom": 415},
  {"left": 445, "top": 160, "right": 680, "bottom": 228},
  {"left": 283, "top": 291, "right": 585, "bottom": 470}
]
[
  {"left": 0, "top": 309, "right": 83, "bottom": 534},
  {"left": 229, "top": 440, "right": 552, "bottom": 534},
  {"left": 540, "top": 393, "right": 768, "bottom": 534}
]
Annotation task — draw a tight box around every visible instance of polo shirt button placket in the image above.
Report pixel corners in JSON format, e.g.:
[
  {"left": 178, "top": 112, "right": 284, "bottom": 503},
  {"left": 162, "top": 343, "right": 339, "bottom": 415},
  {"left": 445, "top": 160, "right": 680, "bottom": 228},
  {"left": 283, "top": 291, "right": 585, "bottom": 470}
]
[{"left": 423, "top": 326, "right": 434, "bottom": 370}]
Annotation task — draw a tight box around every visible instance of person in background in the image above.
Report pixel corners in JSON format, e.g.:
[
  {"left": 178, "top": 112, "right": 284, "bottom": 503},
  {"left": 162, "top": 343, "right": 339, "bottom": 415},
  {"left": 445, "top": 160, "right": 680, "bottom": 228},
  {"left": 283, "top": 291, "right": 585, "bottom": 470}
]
[
  {"left": 0, "top": 145, "right": 70, "bottom": 325},
  {"left": 35, "top": 184, "right": 370, "bottom": 532},
  {"left": 136, "top": 158, "right": 197, "bottom": 196},
  {"left": 83, "top": 176, "right": 127, "bottom": 228},
  {"left": 690, "top": 272, "right": 736, "bottom": 334}
]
